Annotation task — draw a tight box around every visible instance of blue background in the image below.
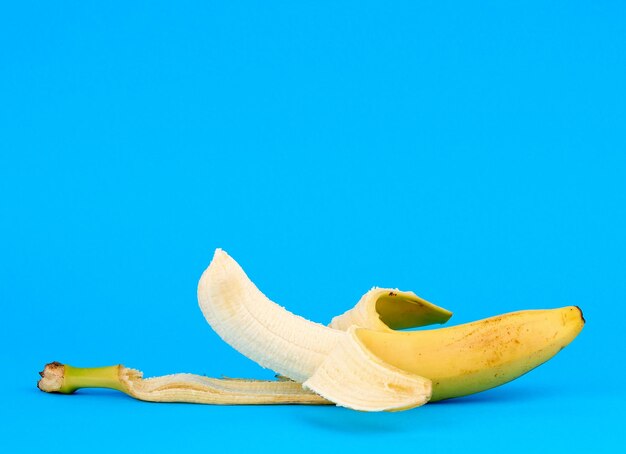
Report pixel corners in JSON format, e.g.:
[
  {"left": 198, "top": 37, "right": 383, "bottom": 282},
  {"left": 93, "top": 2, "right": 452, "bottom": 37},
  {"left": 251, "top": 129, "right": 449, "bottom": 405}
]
[{"left": 2, "top": 1, "right": 625, "bottom": 452}]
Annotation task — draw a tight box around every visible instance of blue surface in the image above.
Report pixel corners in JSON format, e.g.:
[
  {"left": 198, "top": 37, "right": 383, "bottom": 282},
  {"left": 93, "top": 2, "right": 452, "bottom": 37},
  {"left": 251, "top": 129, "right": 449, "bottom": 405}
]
[{"left": 2, "top": 1, "right": 625, "bottom": 451}]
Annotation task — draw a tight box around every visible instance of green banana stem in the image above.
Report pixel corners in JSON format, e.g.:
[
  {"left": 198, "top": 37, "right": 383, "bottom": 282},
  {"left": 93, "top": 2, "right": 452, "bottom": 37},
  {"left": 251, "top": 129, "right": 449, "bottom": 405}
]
[{"left": 38, "top": 362, "right": 129, "bottom": 394}]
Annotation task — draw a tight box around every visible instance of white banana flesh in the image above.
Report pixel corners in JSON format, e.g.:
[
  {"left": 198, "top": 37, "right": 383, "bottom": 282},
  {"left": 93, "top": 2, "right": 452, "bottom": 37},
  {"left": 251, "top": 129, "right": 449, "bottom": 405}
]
[
  {"left": 197, "top": 249, "right": 432, "bottom": 411},
  {"left": 197, "top": 249, "right": 344, "bottom": 382}
]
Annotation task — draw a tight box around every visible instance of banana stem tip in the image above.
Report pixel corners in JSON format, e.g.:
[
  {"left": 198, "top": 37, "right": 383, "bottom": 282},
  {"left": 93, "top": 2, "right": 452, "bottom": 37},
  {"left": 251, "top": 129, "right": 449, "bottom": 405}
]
[{"left": 38, "top": 362, "right": 66, "bottom": 393}]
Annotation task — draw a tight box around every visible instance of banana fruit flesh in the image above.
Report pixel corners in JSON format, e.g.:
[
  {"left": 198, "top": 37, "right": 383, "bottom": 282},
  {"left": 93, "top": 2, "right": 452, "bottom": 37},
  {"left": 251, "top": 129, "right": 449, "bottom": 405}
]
[
  {"left": 38, "top": 248, "right": 584, "bottom": 411},
  {"left": 197, "top": 249, "right": 431, "bottom": 411}
]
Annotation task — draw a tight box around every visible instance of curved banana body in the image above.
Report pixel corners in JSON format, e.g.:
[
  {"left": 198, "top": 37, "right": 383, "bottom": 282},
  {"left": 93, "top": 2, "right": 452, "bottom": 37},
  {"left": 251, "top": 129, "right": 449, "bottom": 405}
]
[
  {"left": 198, "top": 249, "right": 431, "bottom": 411},
  {"left": 198, "top": 248, "right": 344, "bottom": 382},
  {"left": 198, "top": 249, "right": 584, "bottom": 409},
  {"left": 355, "top": 306, "right": 584, "bottom": 401}
]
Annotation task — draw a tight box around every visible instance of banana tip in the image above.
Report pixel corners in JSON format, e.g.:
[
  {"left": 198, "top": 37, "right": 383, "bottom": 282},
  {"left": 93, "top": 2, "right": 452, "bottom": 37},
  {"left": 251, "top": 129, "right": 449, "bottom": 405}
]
[{"left": 574, "top": 305, "right": 585, "bottom": 324}]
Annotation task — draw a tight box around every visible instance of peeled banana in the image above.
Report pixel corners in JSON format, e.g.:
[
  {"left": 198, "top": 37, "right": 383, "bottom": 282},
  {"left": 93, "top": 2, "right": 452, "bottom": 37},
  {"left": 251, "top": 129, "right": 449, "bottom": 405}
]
[
  {"left": 38, "top": 248, "right": 584, "bottom": 411},
  {"left": 197, "top": 249, "right": 431, "bottom": 411}
]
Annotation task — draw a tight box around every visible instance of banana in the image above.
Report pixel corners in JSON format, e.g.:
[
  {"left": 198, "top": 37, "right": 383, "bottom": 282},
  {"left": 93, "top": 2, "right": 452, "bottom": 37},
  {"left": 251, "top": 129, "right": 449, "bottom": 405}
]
[
  {"left": 197, "top": 249, "right": 431, "bottom": 411},
  {"left": 38, "top": 248, "right": 585, "bottom": 411},
  {"left": 197, "top": 249, "right": 584, "bottom": 405}
]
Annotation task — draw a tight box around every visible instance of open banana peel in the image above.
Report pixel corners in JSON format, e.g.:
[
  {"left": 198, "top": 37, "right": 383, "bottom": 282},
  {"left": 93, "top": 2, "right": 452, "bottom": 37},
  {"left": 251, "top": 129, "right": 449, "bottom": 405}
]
[{"left": 38, "top": 249, "right": 584, "bottom": 411}]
